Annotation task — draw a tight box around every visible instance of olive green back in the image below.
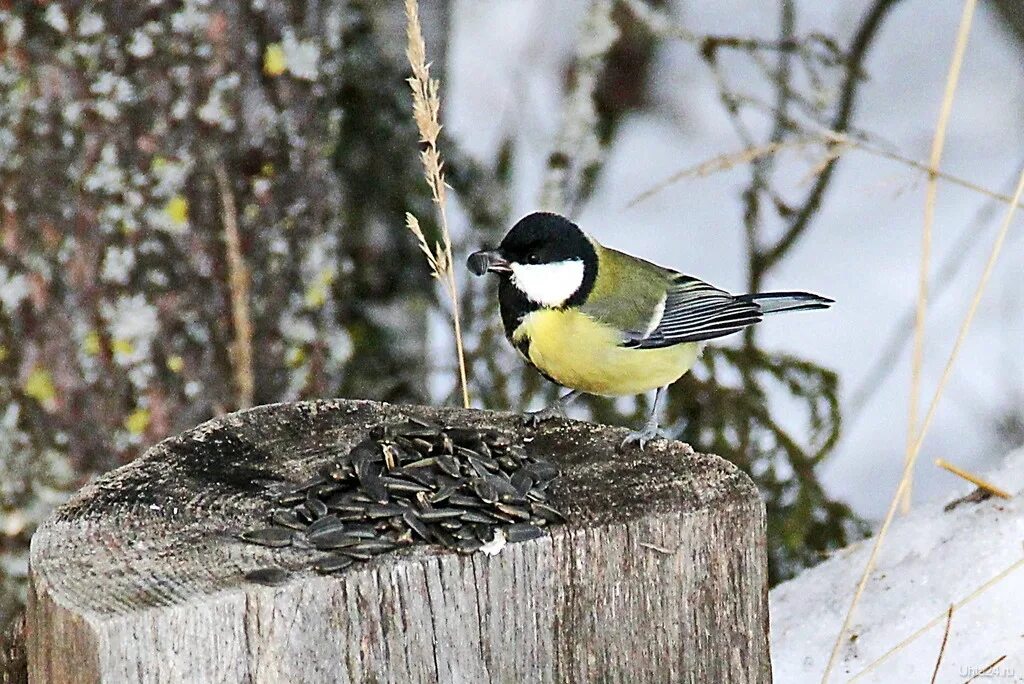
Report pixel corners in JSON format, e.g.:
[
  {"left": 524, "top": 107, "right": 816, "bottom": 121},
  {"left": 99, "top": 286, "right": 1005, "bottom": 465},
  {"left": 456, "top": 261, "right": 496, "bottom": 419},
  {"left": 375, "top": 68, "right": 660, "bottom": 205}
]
[{"left": 579, "top": 239, "right": 675, "bottom": 336}]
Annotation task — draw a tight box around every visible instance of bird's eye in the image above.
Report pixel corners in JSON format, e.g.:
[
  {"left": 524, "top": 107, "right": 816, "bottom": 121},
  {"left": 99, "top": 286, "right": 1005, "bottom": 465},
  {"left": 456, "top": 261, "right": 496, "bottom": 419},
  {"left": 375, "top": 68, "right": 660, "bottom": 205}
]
[{"left": 527, "top": 253, "right": 539, "bottom": 264}]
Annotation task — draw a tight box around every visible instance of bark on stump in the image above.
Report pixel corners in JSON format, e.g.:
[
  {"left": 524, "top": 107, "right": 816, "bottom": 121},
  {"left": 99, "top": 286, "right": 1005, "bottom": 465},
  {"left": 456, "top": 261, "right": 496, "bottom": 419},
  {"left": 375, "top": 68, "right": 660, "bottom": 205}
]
[{"left": 26, "top": 399, "right": 770, "bottom": 682}]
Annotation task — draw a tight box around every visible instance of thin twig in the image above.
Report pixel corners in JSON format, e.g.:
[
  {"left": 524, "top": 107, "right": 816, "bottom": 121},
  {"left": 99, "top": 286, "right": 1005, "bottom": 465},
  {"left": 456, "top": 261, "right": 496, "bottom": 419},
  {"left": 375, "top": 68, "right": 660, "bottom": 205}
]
[
  {"left": 929, "top": 605, "right": 954, "bottom": 684},
  {"left": 848, "top": 557, "right": 1024, "bottom": 680},
  {"left": 213, "top": 161, "right": 254, "bottom": 409},
  {"left": 626, "top": 139, "right": 818, "bottom": 207},
  {"left": 628, "top": 129, "right": 1024, "bottom": 214},
  {"left": 904, "top": 0, "right": 978, "bottom": 514},
  {"left": 963, "top": 655, "right": 1007, "bottom": 683},
  {"left": 935, "top": 458, "right": 1012, "bottom": 499},
  {"left": 822, "top": 160, "right": 1024, "bottom": 682},
  {"left": 404, "top": 0, "right": 470, "bottom": 409}
]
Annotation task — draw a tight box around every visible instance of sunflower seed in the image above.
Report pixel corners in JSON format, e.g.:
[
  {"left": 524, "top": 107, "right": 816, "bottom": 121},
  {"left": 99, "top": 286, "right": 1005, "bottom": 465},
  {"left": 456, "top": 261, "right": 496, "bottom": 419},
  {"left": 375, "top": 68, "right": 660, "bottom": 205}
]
[
  {"left": 307, "top": 515, "right": 344, "bottom": 537},
  {"left": 505, "top": 523, "right": 545, "bottom": 543},
  {"left": 437, "top": 455, "right": 460, "bottom": 477},
  {"left": 496, "top": 455, "right": 520, "bottom": 472},
  {"left": 272, "top": 509, "right": 306, "bottom": 530},
  {"left": 276, "top": 490, "right": 307, "bottom": 506},
  {"left": 327, "top": 464, "right": 355, "bottom": 482},
  {"left": 382, "top": 477, "right": 430, "bottom": 494},
  {"left": 496, "top": 502, "right": 531, "bottom": 521},
  {"left": 335, "top": 511, "right": 370, "bottom": 522},
  {"left": 527, "top": 460, "right": 559, "bottom": 482},
  {"left": 304, "top": 496, "right": 328, "bottom": 520},
  {"left": 349, "top": 539, "right": 396, "bottom": 554},
  {"left": 433, "top": 530, "right": 457, "bottom": 549},
  {"left": 398, "top": 424, "right": 440, "bottom": 439},
  {"left": 401, "top": 511, "right": 431, "bottom": 540},
  {"left": 467, "top": 456, "right": 493, "bottom": 479},
  {"left": 460, "top": 510, "right": 497, "bottom": 524},
  {"left": 487, "top": 473, "right": 519, "bottom": 499},
  {"left": 448, "top": 493, "right": 483, "bottom": 508},
  {"left": 325, "top": 497, "right": 366, "bottom": 514},
  {"left": 402, "top": 457, "right": 437, "bottom": 469},
  {"left": 429, "top": 484, "right": 458, "bottom": 504},
  {"left": 382, "top": 444, "right": 401, "bottom": 470},
  {"left": 315, "top": 554, "right": 355, "bottom": 573},
  {"left": 343, "top": 523, "right": 380, "bottom": 539},
  {"left": 511, "top": 470, "right": 534, "bottom": 496},
  {"left": 244, "top": 567, "right": 290, "bottom": 585},
  {"left": 350, "top": 440, "right": 382, "bottom": 465},
  {"left": 436, "top": 432, "right": 455, "bottom": 455},
  {"left": 311, "top": 530, "right": 363, "bottom": 550},
  {"left": 241, "top": 527, "right": 293, "bottom": 547},
  {"left": 455, "top": 538, "right": 483, "bottom": 554},
  {"left": 472, "top": 479, "right": 498, "bottom": 504},
  {"left": 532, "top": 502, "right": 566, "bottom": 522},
  {"left": 365, "top": 503, "right": 404, "bottom": 518},
  {"left": 417, "top": 508, "right": 464, "bottom": 521}
]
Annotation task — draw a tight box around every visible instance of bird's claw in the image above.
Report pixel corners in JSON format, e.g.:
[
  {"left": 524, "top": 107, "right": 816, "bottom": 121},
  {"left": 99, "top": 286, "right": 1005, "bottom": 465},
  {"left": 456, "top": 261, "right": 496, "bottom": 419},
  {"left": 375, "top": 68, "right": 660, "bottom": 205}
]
[
  {"left": 620, "top": 422, "right": 669, "bottom": 451},
  {"left": 523, "top": 404, "right": 566, "bottom": 427}
]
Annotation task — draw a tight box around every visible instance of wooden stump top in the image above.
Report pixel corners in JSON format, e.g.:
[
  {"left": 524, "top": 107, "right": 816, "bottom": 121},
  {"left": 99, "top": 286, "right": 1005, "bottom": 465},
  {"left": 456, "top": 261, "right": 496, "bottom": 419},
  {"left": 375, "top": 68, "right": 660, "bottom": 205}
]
[{"left": 28, "top": 399, "right": 769, "bottom": 683}]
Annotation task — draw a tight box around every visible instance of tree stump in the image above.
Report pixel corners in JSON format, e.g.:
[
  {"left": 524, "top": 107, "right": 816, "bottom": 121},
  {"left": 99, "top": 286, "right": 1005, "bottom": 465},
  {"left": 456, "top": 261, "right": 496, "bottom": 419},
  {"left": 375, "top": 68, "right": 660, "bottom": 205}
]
[{"left": 26, "top": 399, "right": 770, "bottom": 682}]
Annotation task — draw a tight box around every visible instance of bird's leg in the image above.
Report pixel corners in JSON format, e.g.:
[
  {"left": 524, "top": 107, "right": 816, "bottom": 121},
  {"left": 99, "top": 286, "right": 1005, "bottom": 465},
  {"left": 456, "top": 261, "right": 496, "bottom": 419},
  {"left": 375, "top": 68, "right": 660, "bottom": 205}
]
[
  {"left": 524, "top": 389, "right": 582, "bottom": 427},
  {"left": 621, "top": 386, "right": 671, "bottom": 450}
]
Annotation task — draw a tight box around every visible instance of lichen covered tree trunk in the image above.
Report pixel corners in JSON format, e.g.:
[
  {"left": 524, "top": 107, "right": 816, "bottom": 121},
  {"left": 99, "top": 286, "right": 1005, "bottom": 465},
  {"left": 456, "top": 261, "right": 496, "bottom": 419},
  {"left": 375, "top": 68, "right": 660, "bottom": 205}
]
[{"left": 0, "top": 0, "right": 448, "bottom": 626}]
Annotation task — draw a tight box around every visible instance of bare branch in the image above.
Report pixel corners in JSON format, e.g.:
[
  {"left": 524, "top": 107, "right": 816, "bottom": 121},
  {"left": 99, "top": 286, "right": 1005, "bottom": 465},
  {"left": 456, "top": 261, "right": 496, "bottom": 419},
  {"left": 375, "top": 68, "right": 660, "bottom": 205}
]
[{"left": 540, "top": 0, "right": 619, "bottom": 214}]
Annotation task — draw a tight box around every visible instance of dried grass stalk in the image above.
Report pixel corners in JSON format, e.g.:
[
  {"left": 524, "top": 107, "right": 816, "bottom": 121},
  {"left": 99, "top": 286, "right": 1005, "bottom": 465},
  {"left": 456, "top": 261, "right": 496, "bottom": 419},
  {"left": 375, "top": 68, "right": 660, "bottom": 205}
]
[
  {"left": 404, "top": 0, "right": 470, "bottom": 409},
  {"left": 904, "top": 0, "right": 979, "bottom": 514},
  {"left": 935, "top": 458, "right": 1011, "bottom": 499},
  {"left": 214, "top": 161, "right": 254, "bottom": 409}
]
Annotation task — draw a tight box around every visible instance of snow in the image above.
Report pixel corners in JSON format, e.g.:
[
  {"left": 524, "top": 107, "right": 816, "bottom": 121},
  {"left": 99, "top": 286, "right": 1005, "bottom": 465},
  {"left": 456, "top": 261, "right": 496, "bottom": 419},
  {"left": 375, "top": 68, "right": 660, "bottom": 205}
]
[{"left": 770, "top": 447, "right": 1024, "bottom": 682}]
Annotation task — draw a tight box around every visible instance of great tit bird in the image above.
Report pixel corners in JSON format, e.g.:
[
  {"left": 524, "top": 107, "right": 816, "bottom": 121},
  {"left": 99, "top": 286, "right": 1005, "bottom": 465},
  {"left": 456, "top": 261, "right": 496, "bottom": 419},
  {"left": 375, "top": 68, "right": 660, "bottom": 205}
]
[{"left": 467, "top": 212, "right": 833, "bottom": 448}]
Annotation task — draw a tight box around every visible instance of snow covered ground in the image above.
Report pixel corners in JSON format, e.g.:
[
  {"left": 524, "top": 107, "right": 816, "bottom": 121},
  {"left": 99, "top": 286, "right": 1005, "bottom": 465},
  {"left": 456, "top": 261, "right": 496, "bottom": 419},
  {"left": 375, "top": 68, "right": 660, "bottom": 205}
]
[
  {"left": 448, "top": 0, "right": 1024, "bottom": 520},
  {"left": 771, "top": 447, "right": 1024, "bottom": 682}
]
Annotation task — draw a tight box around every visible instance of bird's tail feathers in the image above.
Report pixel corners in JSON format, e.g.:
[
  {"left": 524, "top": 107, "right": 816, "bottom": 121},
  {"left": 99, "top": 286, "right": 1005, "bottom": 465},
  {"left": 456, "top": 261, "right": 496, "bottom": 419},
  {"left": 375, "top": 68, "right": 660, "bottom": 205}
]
[{"left": 736, "top": 291, "right": 834, "bottom": 315}]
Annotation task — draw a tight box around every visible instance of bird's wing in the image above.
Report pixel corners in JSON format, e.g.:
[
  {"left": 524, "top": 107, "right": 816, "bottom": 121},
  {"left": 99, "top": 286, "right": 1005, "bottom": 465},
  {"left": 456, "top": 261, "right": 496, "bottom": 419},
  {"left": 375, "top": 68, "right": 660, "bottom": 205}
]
[
  {"left": 621, "top": 274, "right": 762, "bottom": 349},
  {"left": 577, "top": 246, "right": 676, "bottom": 336}
]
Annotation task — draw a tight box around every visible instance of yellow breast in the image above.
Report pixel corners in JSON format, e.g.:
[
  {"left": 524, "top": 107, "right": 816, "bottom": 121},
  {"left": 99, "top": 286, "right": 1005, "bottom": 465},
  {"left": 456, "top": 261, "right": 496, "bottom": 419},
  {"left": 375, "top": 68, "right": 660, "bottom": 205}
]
[{"left": 513, "top": 308, "right": 699, "bottom": 396}]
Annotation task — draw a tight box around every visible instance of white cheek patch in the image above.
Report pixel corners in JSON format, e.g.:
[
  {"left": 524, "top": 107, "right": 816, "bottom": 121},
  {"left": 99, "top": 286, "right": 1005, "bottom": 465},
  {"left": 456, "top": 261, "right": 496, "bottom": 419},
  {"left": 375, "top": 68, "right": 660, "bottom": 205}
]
[{"left": 510, "top": 260, "right": 585, "bottom": 307}]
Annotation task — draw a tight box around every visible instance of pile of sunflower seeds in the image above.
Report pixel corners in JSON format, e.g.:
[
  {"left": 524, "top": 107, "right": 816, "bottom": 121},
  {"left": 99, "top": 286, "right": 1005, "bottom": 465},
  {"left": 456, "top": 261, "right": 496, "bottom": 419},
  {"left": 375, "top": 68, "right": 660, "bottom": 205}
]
[{"left": 240, "top": 419, "right": 565, "bottom": 574}]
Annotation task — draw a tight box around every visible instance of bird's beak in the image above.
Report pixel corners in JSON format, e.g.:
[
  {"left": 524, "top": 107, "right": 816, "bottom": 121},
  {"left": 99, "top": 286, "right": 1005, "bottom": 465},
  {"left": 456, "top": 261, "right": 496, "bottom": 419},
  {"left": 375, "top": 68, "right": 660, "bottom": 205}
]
[{"left": 467, "top": 249, "right": 511, "bottom": 276}]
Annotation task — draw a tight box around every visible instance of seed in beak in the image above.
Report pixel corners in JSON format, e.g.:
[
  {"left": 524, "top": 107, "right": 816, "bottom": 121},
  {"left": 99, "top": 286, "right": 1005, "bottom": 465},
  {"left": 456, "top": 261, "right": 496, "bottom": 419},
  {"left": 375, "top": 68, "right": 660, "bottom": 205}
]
[{"left": 467, "top": 250, "right": 510, "bottom": 276}]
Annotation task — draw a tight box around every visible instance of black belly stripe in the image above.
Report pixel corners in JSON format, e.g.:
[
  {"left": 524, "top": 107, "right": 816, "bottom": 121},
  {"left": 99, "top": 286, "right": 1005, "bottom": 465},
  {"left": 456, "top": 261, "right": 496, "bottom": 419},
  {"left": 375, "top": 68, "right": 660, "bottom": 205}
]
[{"left": 513, "top": 334, "right": 531, "bottom": 359}]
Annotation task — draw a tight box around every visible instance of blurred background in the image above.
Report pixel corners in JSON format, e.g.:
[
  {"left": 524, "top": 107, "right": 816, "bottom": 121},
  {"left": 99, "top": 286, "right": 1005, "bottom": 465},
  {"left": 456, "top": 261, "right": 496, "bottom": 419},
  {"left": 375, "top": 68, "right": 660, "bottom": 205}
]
[{"left": 2, "top": 0, "right": 1023, "bottom": 633}]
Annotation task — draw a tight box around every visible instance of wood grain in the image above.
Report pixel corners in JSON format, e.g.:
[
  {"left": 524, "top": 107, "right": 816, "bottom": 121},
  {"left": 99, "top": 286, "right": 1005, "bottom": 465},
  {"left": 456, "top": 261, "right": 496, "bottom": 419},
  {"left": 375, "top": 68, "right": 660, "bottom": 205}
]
[{"left": 27, "top": 399, "right": 770, "bottom": 682}]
